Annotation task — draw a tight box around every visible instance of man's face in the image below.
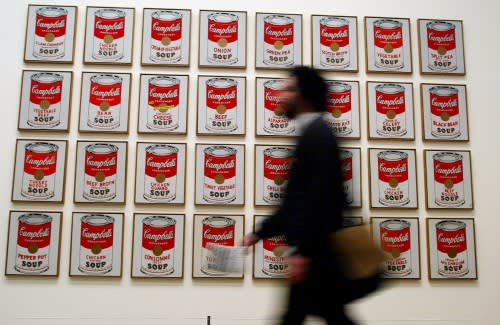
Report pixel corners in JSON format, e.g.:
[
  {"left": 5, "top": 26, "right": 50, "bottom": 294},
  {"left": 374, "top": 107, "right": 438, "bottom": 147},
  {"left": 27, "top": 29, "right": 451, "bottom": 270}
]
[{"left": 282, "top": 76, "right": 300, "bottom": 119}]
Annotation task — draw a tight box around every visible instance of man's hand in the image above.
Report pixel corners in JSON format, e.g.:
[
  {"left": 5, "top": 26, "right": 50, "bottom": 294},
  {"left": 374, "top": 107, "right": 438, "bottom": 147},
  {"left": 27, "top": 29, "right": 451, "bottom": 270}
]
[
  {"left": 288, "top": 255, "right": 310, "bottom": 284},
  {"left": 241, "top": 233, "right": 259, "bottom": 247}
]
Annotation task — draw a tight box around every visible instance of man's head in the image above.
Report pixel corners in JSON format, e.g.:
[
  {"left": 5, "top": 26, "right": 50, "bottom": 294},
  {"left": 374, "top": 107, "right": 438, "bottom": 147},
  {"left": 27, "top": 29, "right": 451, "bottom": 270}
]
[{"left": 282, "top": 66, "right": 328, "bottom": 119}]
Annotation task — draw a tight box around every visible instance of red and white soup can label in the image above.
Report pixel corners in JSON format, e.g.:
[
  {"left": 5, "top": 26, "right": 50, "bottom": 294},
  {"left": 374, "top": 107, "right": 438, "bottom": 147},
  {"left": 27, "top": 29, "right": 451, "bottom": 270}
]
[
  {"left": 143, "top": 144, "right": 178, "bottom": 202},
  {"left": 319, "top": 17, "right": 350, "bottom": 68},
  {"left": 15, "top": 213, "right": 52, "bottom": 274},
  {"left": 433, "top": 152, "right": 465, "bottom": 207},
  {"left": 141, "top": 216, "right": 176, "bottom": 276},
  {"left": 430, "top": 86, "right": 460, "bottom": 138},
  {"left": 263, "top": 147, "right": 293, "bottom": 204},
  {"left": 93, "top": 8, "right": 125, "bottom": 61},
  {"left": 263, "top": 79, "right": 294, "bottom": 134},
  {"left": 436, "top": 220, "right": 468, "bottom": 277},
  {"left": 340, "top": 150, "right": 353, "bottom": 205},
  {"left": 34, "top": 7, "right": 67, "bottom": 59},
  {"left": 377, "top": 150, "right": 410, "bottom": 206},
  {"left": 83, "top": 143, "right": 118, "bottom": 201},
  {"left": 427, "top": 21, "right": 457, "bottom": 72},
  {"left": 380, "top": 219, "right": 412, "bottom": 276},
  {"left": 206, "top": 78, "right": 237, "bottom": 132},
  {"left": 375, "top": 84, "right": 407, "bottom": 137},
  {"left": 207, "top": 12, "right": 239, "bottom": 65},
  {"left": 373, "top": 19, "right": 404, "bottom": 70},
  {"left": 203, "top": 146, "right": 237, "bottom": 204},
  {"left": 88, "top": 74, "right": 122, "bottom": 130},
  {"left": 22, "top": 142, "right": 58, "bottom": 200},
  {"left": 263, "top": 15, "right": 294, "bottom": 66},
  {"left": 150, "top": 10, "right": 182, "bottom": 63},
  {"left": 29, "top": 72, "right": 63, "bottom": 128},
  {"left": 79, "top": 214, "right": 114, "bottom": 274},
  {"left": 325, "top": 81, "right": 352, "bottom": 136},
  {"left": 262, "top": 234, "right": 288, "bottom": 276},
  {"left": 201, "top": 216, "right": 235, "bottom": 275},
  {"left": 147, "top": 76, "right": 180, "bottom": 131}
]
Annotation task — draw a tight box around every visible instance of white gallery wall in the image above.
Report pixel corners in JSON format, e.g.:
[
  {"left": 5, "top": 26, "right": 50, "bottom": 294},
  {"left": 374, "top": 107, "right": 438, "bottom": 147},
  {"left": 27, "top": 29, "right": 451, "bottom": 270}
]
[{"left": 1, "top": 0, "right": 500, "bottom": 324}]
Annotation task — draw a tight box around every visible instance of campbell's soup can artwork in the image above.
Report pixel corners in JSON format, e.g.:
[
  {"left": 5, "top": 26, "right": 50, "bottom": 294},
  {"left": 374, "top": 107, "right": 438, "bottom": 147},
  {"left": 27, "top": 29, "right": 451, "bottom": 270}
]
[
  {"left": 22, "top": 142, "right": 58, "bottom": 200},
  {"left": 380, "top": 219, "right": 412, "bottom": 276},
  {"left": 33, "top": 7, "right": 67, "bottom": 59},
  {"left": 28, "top": 73, "right": 63, "bottom": 128},
  {"left": 147, "top": 76, "right": 180, "bottom": 131},
  {"left": 263, "top": 79, "right": 294, "bottom": 134},
  {"left": 427, "top": 21, "right": 457, "bottom": 72},
  {"left": 325, "top": 81, "right": 352, "bottom": 136},
  {"left": 263, "top": 15, "right": 294, "bottom": 66},
  {"left": 83, "top": 143, "right": 118, "bottom": 201},
  {"left": 377, "top": 151, "right": 410, "bottom": 206},
  {"left": 262, "top": 234, "right": 288, "bottom": 276},
  {"left": 92, "top": 8, "right": 125, "bottom": 61},
  {"left": 88, "top": 74, "right": 122, "bottom": 130},
  {"left": 263, "top": 147, "right": 293, "bottom": 204},
  {"left": 15, "top": 213, "right": 52, "bottom": 274},
  {"left": 373, "top": 19, "right": 404, "bottom": 70},
  {"left": 207, "top": 13, "right": 239, "bottom": 65},
  {"left": 203, "top": 146, "right": 237, "bottom": 204},
  {"left": 79, "top": 214, "right": 114, "bottom": 274},
  {"left": 141, "top": 216, "right": 176, "bottom": 276},
  {"left": 375, "top": 84, "right": 407, "bottom": 137},
  {"left": 205, "top": 78, "right": 238, "bottom": 132},
  {"left": 433, "top": 152, "right": 465, "bottom": 207},
  {"left": 430, "top": 86, "right": 460, "bottom": 138},
  {"left": 150, "top": 10, "right": 182, "bottom": 63},
  {"left": 340, "top": 150, "right": 353, "bottom": 205},
  {"left": 143, "top": 144, "right": 178, "bottom": 202},
  {"left": 201, "top": 216, "right": 235, "bottom": 275},
  {"left": 319, "top": 17, "right": 350, "bottom": 68},
  {"left": 436, "top": 220, "right": 468, "bottom": 277}
]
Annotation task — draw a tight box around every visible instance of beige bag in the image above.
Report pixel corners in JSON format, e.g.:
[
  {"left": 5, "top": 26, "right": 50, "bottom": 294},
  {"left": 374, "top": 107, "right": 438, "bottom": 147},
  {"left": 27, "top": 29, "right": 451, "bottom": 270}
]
[{"left": 331, "top": 224, "right": 390, "bottom": 280}]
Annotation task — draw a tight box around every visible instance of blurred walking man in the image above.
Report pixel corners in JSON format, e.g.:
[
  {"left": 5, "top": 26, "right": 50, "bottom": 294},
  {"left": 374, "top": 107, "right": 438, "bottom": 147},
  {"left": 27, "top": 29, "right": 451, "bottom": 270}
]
[{"left": 243, "top": 66, "right": 354, "bottom": 325}]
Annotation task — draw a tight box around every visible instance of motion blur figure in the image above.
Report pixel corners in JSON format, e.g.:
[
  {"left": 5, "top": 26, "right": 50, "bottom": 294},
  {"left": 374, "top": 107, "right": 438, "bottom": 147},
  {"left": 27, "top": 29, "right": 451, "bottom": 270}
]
[{"left": 243, "top": 66, "right": 355, "bottom": 325}]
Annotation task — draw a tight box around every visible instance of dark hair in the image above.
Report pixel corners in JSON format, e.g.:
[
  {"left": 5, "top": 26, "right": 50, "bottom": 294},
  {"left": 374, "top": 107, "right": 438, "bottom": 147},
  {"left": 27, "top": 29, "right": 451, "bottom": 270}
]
[{"left": 290, "top": 66, "right": 328, "bottom": 112}]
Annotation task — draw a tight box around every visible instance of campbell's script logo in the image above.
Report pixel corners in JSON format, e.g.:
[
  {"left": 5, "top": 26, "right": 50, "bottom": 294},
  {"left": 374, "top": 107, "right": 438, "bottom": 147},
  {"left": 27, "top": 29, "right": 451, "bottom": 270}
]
[
  {"left": 152, "top": 22, "right": 181, "bottom": 33},
  {"left": 205, "top": 159, "right": 235, "bottom": 171},
  {"left": 25, "top": 155, "right": 56, "bottom": 167},
  {"left": 379, "top": 163, "right": 407, "bottom": 174},
  {"left": 91, "top": 87, "right": 120, "bottom": 98},
  {"left": 429, "top": 32, "right": 455, "bottom": 43},
  {"left": 321, "top": 29, "right": 348, "bottom": 39},
  {"left": 19, "top": 227, "right": 50, "bottom": 239},
  {"left": 86, "top": 156, "right": 116, "bottom": 168},
  {"left": 95, "top": 21, "right": 124, "bottom": 32},
  {"left": 82, "top": 228, "right": 112, "bottom": 240},
  {"left": 267, "top": 234, "right": 287, "bottom": 243},
  {"left": 203, "top": 229, "right": 233, "bottom": 241},
  {"left": 381, "top": 232, "right": 409, "bottom": 244},
  {"left": 149, "top": 89, "right": 178, "bottom": 100},
  {"left": 377, "top": 95, "right": 404, "bottom": 106},
  {"left": 32, "top": 85, "right": 61, "bottom": 96},
  {"left": 438, "top": 233, "right": 465, "bottom": 245},
  {"left": 209, "top": 24, "right": 237, "bottom": 35},
  {"left": 265, "top": 91, "right": 283, "bottom": 104},
  {"left": 328, "top": 95, "right": 350, "bottom": 105},
  {"left": 147, "top": 157, "right": 176, "bottom": 169},
  {"left": 375, "top": 30, "right": 402, "bottom": 41},
  {"left": 144, "top": 229, "right": 174, "bottom": 241},
  {"left": 431, "top": 98, "right": 458, "bottom": 109},
  {"left": 37, "top": 19, "right": 65, "bottom": 29},
  {"left": 435, "top": 164, "right": 462, "bottom": 177},
  {"left": 265, "top": 27, "right": 293, "bottom": 38},
  {"left": 207, "top": 90, "right": 236, "bottom": 101},
  {"left": 265, "top": 160, "right": 291, "bottom": 172}
]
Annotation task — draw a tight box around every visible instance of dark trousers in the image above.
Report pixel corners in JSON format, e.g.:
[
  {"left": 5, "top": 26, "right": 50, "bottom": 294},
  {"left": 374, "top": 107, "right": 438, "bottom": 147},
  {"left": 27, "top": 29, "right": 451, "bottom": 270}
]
[{"left": 280, "top": 280, "right": 356, "bottom": 325}]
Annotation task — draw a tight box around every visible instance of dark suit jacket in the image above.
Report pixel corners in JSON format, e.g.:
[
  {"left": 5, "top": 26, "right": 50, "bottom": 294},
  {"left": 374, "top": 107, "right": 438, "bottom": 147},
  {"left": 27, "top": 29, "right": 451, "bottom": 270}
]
[{"left": 255, "top": 115, "right": 345, "bottom": 261}]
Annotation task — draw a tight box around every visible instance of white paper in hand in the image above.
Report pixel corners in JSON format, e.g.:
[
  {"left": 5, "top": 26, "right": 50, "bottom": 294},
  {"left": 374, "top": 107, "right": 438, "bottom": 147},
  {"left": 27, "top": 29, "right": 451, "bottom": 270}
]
[{"left": 204, "top": 244, "right": 247, "bottom": 273}]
